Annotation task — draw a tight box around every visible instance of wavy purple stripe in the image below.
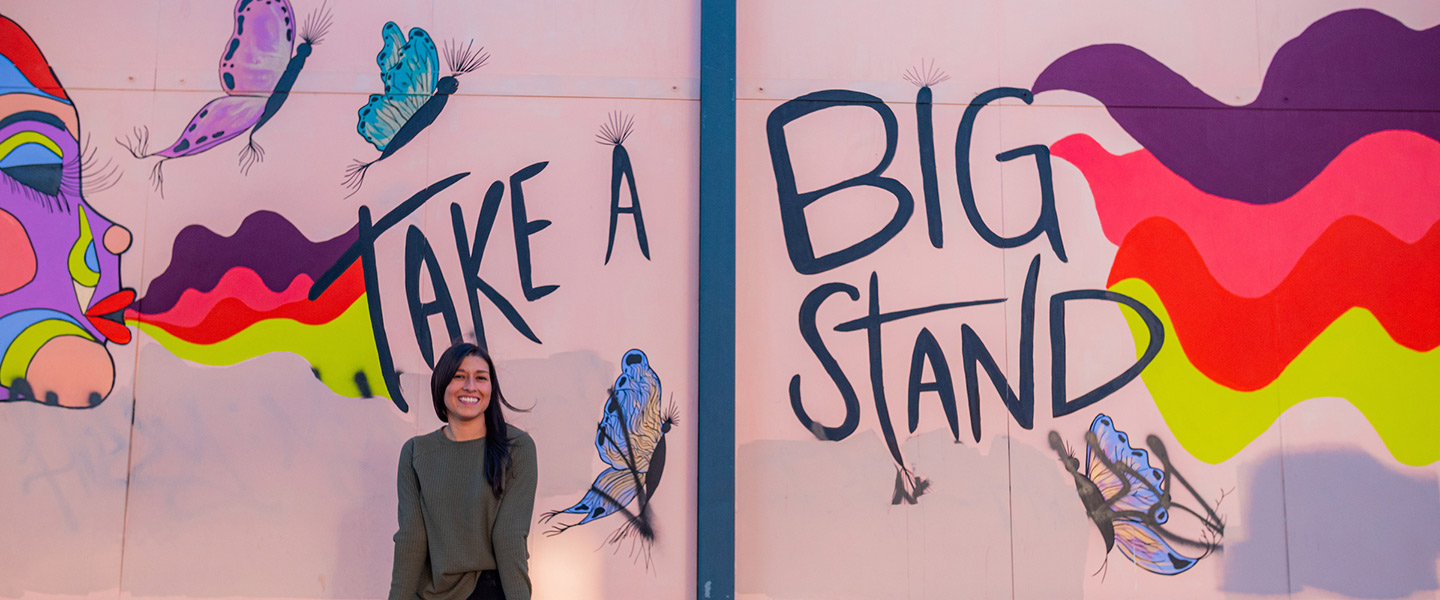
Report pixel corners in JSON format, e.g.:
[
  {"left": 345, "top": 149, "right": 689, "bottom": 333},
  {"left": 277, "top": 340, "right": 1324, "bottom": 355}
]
[
  {"left": 136, "top": 211, "right": 358, "bottom": 315},
  {"left": 1033, "top": 9, "right": 1440, "bottom": 204}
]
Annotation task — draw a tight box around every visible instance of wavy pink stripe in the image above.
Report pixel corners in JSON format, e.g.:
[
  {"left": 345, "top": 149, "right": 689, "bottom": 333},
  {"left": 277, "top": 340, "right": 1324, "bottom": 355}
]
[
  {"left": 131, "top": 268, "right": 314, "bottom": 329},
  {"left": 1052, "top": 130, "right": 1440, "bottom": 297}
]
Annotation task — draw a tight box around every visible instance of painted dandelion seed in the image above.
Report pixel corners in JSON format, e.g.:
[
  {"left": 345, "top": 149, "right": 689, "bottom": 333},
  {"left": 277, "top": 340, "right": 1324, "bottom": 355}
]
[
  {"left": 344, "top": 25, "right": 489, "bottom": 198},
  {"left": 120, "top": 0, "right": 332, "bottom": 194},
  {"left": 595, "top": 110, "right": 635, "bottom": 147},
  {"left": 902, "top": 58, "right": 951, "bottom": 89}
]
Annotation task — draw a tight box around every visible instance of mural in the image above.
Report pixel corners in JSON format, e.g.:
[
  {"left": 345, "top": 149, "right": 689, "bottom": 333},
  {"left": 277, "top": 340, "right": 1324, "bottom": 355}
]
[
  {"left": 4, "top": 1, "right": 1438, "bottom": 600},
  {"left": 0, "top": 16, "right": 131, "bottom": 408},
  {"left": 735, "top": 2, "right": 1440, "bottom": 599},
  {"left": 121, "top": 0, "right": 333, "bottom": 190},
  {"left": 3, "top": 2, "right": 697, "bottom": 599}
]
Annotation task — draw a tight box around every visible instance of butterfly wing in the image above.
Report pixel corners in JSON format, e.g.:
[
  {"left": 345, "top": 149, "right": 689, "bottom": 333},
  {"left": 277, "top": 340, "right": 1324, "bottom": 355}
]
[
  {"left": 551, "top": 467, "right": 640, "bottom": 526},
  {"left": 154, "top": 95, "right": 267, "bottom": 157},
  {"left": 1113, "top": 519, "right": 1201, "bottom": 575},
  {"left": 1086, "top": 413, "right": 1165, "bottom": 517},
  {"left": 595, "top": 349, "right": 662, "bottom": 471},
  {"left": 619, "top": 349, "right": 664, "bottom": 472},
  {"left": 355, "top": 24, "right": 437, "bottom": 150},
  {"left": 218, "top": 0, "right": 296, "bottom": 95},
  {"left": 375, "top": 21, "right": 408, "bottom": 77}
]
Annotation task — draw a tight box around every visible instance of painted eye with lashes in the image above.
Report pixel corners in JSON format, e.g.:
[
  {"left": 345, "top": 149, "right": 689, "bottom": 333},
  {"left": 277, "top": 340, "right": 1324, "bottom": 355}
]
[{"left": 0, "top": 129, "right": 64, "bottom": 196}]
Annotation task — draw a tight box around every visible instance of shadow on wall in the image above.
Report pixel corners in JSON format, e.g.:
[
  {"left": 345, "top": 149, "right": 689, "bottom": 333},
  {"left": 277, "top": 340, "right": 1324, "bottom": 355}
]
[
  {"left": 736, "top": 430, "right": 1088, "bottom": 600},
  {"left": 1223, "top": 448, "right": 1440, "bottom": 598},
  {"left": 501, "top": 350, "right": 617, "bottom": 499}
]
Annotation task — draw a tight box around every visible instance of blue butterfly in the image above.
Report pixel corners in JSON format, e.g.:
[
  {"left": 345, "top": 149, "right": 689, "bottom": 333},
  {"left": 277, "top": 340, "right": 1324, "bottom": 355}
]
[
  {"left": 344, "top": 22, "right": 488, "bottom": 196},
  {"left": 541, "top": 349, "right": 678, "bottom": 560},
  {"left": 1048, "top": 414, "right": 1226, "bottom": 576}
]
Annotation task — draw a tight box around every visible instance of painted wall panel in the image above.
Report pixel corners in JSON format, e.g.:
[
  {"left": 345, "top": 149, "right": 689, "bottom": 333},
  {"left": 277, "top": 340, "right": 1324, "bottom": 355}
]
[
  {"left": 0, "top": 2, "right": 698, "bottom": 599},
  {"left": 736, "top": 1, "right": 1440, "bottom": 599},
  {"left": 7, "top": 1, "right": 1440, "bottom": 599}
]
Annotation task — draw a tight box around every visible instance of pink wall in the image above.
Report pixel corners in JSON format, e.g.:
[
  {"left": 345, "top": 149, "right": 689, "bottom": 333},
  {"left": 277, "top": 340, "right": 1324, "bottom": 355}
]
[
  {"left": 0, "top": 2, "right": 698, "bottom": 599},
  {"left": 3, "top": 1, "right": 1440, "bottom": 600},
  {"left": 736, "top": 1, "right": 1440, "bottom": 599}
]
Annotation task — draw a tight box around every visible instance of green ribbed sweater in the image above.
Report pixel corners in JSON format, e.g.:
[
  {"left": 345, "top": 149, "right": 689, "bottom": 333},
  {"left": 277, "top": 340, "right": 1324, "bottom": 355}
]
[{"left": 389, "top": 427, "right": 537, "bottom": 600}]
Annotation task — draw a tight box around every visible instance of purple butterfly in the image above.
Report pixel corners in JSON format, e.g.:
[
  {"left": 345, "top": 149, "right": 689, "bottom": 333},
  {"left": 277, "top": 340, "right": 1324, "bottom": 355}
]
[
  {"left": 121, "top": 0, "right": 332, "bottom": 193},
  {"left": 1048, "top": 414, "right": 1227, "bottom": 577}
]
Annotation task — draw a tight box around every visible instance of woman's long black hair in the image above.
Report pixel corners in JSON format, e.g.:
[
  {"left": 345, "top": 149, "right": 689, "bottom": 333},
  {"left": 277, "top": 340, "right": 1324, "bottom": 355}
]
[{"left": 431, "top": 342, "right": 524, "bottom": 496}]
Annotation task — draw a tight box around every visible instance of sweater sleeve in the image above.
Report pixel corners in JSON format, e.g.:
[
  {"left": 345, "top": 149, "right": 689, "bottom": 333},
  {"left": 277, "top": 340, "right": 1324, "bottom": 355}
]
[
  {"left": 389, "top": 438, "right": 429, "bottom": 600},
  {"left": 493, "top": 432, "right": 538, "bottom": 600}
]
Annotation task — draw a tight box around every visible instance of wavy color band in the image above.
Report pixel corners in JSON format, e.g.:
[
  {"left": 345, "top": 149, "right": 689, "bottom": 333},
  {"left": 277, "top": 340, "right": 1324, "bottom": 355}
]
[
  {"left": 133, "top": 212, "right": 393, "bottom": 404},
  {"left": 1034, "top": 9, "right": 1440, "bottom": 204},
  {"left": 1053, "top": 131, "right": 1440, "bottom": 297},
  {"left": 128, "top": 269, "right": 316, "bottom": 330},
  {"left": 135, "top": 288, "right": 390, "bottom": 402},
  {"left": 1112, "top": 278, "right": 1440, "bottom": 466},
  {"left": 1109, "top": 217, "right": 1440, "bottom": 390},
  {"left": 137, "top": 211, "right": 357, "bottom": 315},
  {"left": 132, "top": 264, "right": 364, "bottom": 346}
]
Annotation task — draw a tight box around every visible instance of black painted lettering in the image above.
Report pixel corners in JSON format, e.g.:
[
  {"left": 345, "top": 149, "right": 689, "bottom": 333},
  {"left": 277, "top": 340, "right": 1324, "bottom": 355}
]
[{"left": 767, "top": 90, "right": 914, "bottom": 274}]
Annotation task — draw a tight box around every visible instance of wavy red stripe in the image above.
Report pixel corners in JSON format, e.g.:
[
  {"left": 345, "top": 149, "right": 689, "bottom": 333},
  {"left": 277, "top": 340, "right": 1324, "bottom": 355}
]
[
  {"left": 133, "top": 262, "right": 366, "bottom": 345},
  {"left": 1108, "top": 216, "right": 1440, "bottom": 390}
]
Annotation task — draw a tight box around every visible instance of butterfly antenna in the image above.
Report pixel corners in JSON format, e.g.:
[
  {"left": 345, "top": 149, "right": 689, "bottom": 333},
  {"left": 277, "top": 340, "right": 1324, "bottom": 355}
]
[
  {"left": 661, "top": 399, "right": 680, "bottom": 428},
  {"left": 145, "top": 159, "right": 168, "bottom": 195},
  {"left": 544, "top": 521, "right": 579, "bottom": 537},
  {"left": 118, "top": 126, "right": 151, "bottom": 159},
  {"left": 445, "top": 39, "right": 489, "bottom": 76},
  {"left": 300, "top": 0, "right": 334, "bottom": 46},
  {"left": 902, "top": 58, "right": 951, "bottom": 88},
  {"left": 595, "top": 110, "right": 636, "bottom": 146},
  {"left": 1094, "top": 556, "right": 1110, "bottom": 581},
  {"left": 238, "top": 136, "right": 265, "bottom": 175},
  {"left": 342, "top": 159, "right": 376, "bottom": 198}
]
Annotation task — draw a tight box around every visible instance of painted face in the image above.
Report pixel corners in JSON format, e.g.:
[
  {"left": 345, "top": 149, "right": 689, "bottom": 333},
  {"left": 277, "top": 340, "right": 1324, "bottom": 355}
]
[
  {"left": 443, "top": 355, "right": 491, "bottom": 423},
  {"left": 0, "top": 17, "right": 131, "bottom": 407}
]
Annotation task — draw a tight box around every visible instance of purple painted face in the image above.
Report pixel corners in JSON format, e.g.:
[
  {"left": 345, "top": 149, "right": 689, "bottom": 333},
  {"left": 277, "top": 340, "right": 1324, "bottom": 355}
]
[{"left": 0, "top": 18, "right": 132, "bottom": 408}]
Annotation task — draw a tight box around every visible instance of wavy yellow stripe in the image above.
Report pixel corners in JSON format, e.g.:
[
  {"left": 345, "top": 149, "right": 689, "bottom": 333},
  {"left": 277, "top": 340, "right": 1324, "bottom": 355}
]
[
  {"left": 1112, "top": 278, "right": 1440, "bottom": 466},
  {"left": 136, "top": 296, "right": 392, "bottom": 401}
]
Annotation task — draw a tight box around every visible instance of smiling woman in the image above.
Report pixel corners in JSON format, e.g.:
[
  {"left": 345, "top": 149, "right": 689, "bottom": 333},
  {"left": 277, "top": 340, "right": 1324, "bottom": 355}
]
[
  {"left": 392, "top": 342, "right": 539, "bottom": 600},
  {"left": 0, "top": 15, "right": 131, "bottom": 408}
]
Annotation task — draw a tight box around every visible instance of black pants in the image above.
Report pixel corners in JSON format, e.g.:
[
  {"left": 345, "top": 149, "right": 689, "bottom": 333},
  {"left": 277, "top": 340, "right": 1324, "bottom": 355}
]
[{"left": 466, "top": 570, "right": 505, "bottom": 600}]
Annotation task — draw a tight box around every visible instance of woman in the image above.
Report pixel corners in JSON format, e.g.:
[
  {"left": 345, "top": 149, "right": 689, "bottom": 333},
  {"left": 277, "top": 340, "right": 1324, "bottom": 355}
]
[{"left": 390, "top": 342, "right": 538, "bottom": 600}]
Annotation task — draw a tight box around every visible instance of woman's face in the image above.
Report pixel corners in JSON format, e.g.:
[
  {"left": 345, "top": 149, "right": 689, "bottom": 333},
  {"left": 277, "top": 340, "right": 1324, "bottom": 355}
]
[
  {"left": 443, "top": 354, "right": 491, "bottom": 423},
  {"left": 0, "top": 17, "right": 132, "bottom": 407}
]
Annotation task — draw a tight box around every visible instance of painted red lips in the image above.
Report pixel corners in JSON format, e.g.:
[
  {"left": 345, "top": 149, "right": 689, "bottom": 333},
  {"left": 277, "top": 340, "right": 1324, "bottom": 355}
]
[{"left": 85, "top": 288, "right": 134, "bottom": 344}]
